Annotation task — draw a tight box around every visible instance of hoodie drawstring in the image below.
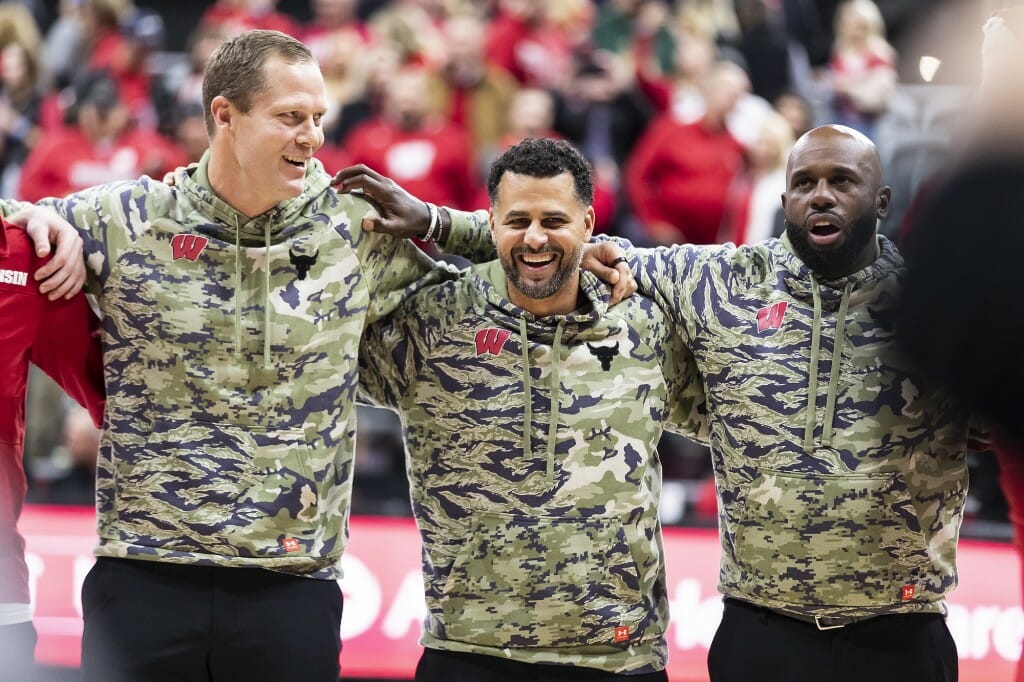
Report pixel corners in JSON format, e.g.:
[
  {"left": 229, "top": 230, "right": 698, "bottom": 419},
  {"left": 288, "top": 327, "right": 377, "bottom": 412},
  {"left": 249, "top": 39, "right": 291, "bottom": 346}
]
[
  {"left": 821, "top": 281, "right": 853, "bottom": 446},
  {"left": 802, "top": 278, "right": 823, "bottom": 451},
  {"left": 518, "top": 316, "right": 566, "bottom": 481},
  {"left": 232, "top": 217, "right": 274, "bottom": 368},
  {"left": 520, "top": 316, "right": 533, "bottom": 462},
  {"left": 803, "top": 278, "right": 853, "bottom": 450},
  {"left": 545, "top": 321, "right": 565, "bottom": 479},
  {"left": 264, "top": 221, "right": 272, "bottom": 368},
  {"left": 234, "top": 218, "right": 242, "bottom": 355}
]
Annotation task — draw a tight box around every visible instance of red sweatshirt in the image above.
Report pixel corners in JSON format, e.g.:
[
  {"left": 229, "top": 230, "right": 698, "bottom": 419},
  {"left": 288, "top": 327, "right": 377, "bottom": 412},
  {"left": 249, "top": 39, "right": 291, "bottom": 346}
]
[
  {"left": 0, "top": 224, "right": 104, "bottom": 606},
  {"left": 18, "top": 127, "right": 187, "bottom": 203},
  {"left": 626, "top": 115, "right": 745, "bottom": 245},
  {"left": 344, "top": 118, "right": 483, "bottom": 211}
]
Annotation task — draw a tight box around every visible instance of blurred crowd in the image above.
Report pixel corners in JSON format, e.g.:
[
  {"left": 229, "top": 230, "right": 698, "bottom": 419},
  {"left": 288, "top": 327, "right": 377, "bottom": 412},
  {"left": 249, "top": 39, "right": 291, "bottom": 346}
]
[{"left": 15, "top": 0, "right": 1012, "bottom": 532}]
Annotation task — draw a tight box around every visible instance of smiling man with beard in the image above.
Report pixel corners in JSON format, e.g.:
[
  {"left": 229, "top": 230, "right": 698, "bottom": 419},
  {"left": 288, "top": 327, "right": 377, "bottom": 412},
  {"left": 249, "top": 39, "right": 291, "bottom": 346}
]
[{"left": 357, "top": 137, "right": 707, "bottom": 680}]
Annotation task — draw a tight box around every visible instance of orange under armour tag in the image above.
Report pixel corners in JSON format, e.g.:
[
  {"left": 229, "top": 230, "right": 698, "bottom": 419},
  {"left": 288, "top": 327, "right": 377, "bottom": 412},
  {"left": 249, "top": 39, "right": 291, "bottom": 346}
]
[
  {"left": 281, "top": 537, "right": 301, "bottom": 553},
  {"left": 900, "top": 584, "right": 915, "bottom": 601},
  {"left": 614, "top": 626, "right": 630, "bottom": 643}
]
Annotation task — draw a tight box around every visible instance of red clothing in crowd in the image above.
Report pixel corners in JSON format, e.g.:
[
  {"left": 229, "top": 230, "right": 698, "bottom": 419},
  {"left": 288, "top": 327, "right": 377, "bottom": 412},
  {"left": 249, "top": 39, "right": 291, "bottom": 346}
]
[
  {"left": 626, "top": 115, "right": 745, "bottom": 244},
  {"left": 0, "top": 224, "right": 104, "bottom": 606},
  {"left": 996, "top": 438, "right": 1024, "bottom": 682},
  {"left": 18, "top": 127, "right": 187, "bottom": 203},
  {"left": 344, "top": 119, "right": 482, "bottom": 210},
  {"left": 88, "top": 32, "right": 155, "bottom": 128},
  {"left": 484, "top": 10, "right": 571, "bottom": 88},
  {"left": 201, "top": 3, "right": 301, "bottom": 36}
]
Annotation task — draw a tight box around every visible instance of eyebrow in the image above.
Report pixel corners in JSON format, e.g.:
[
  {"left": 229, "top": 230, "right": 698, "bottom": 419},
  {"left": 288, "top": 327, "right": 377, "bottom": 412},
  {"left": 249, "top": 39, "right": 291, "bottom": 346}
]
[
  {"left": 503, "top": 210, "right": 571, "bottom": 219},
  {"left": 791, "top": 164, "right": 862, "bottom": 179}
]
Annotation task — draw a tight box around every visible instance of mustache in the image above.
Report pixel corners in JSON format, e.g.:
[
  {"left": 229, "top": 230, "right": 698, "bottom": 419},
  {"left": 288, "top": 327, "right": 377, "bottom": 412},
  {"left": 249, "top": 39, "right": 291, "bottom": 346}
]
[{"left": 511, "top": 245, "right": 562, "bottom": 257}]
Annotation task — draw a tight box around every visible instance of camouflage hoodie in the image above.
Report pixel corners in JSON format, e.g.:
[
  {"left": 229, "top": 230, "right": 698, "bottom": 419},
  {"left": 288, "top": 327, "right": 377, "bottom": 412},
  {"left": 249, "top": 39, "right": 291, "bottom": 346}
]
[
  {"left": 358, "top": 260, "right": 706, "bottom": 673},
  {"left": 624, "top": 234, "right": 973, "bottom": 619},
  {"left": 4, "top": 154, "right": 470, "bottom": 578}
]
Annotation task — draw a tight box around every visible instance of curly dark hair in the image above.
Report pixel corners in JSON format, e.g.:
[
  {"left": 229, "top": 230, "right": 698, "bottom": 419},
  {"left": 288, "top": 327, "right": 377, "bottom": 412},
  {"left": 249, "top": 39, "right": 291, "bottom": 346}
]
[{"left": 487, "top": 138, "right": 594, "bottom": 206}]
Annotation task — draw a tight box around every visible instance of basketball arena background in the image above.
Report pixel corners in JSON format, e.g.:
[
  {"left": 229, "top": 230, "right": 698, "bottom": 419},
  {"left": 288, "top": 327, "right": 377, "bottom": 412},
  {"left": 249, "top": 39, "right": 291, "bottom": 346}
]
[{"left": 21, "top": 505, "right": 1022, "bottom": 681}]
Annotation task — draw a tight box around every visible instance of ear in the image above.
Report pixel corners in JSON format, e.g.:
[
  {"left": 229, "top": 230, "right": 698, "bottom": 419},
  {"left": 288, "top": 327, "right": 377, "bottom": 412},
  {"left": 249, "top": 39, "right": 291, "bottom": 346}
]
[
  {"left": 780, "top": 190, "right": 787, "bottom": 212},
  {"left": 210, "top": 95, "right": 233, "bottom": 133},
  {"left": 876, "top": 185, "right": 891, "bottom": 220},
  {"left": 488, "top": 208, "right": 496, "bottom": 240},
  {"left": 584, "top": 205, "right": 595, "bottom": 241}
]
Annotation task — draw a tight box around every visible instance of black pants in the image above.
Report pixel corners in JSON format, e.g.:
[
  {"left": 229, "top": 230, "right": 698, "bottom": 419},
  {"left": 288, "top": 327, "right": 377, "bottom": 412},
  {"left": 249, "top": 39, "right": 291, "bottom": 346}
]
[
  {"left": 414, "top": 648, "right": 669, "bottom": 682},
  {"left": 708, "top": 598, "right": 958, "bottom": 682},
  {"left": 0, "top": 620, "right": 36, "bottom": 682},
  {"left": 80, "top": 557, "right": 342, "bottom": 682}
]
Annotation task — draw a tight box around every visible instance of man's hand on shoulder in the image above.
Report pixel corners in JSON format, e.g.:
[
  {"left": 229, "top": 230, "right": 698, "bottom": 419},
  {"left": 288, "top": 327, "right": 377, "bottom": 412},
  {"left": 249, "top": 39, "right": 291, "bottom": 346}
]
[
  {"left": 582, "top": 240, "right": 636, "bottom": 305},
  {"left": 8, "top": 206, "right": 85, "bottom": 300},
  {"left": 332, "top": 164, "right": 433, "bottom": 239}
]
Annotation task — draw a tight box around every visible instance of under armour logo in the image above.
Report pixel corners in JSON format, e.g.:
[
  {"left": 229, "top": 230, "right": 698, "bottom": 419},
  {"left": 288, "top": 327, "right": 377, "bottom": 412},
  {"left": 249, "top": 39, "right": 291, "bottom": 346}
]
[
  {"left": 170, "top": 234, "right": 209, "bottom": 262},
  {"left": 587, "top": 342, "right": 619, "bottom": 371},
  {"left": 475, "top": 328, "right": 512, "bottom": 355},
  {"left": 289, "top": 248, "right": 319, "bottom": 280}
]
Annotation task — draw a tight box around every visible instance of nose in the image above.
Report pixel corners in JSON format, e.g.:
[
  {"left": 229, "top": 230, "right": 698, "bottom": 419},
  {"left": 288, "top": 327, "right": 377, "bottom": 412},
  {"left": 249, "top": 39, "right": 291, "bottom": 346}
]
[
  {"left": 523, "top": 221, "right": 547, "bottom": 249},
  {"left": 296, "top": 117, "right": 323, "bottom": 151},
  {"left": 809, "top": 179, "right": 836, "bottom": 210}
]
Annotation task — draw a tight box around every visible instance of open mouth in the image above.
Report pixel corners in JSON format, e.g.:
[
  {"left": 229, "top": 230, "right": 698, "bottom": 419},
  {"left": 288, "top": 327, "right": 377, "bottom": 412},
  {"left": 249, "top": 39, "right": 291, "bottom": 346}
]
[
  {"left": 810, "top": 223, "right": 840, "bottom": 237},
  {"left": 284, "top": 155, "right": 307, "bottom": 168},
  {"left": 518, "top": 253, "right": 557, "bottom": 270}
]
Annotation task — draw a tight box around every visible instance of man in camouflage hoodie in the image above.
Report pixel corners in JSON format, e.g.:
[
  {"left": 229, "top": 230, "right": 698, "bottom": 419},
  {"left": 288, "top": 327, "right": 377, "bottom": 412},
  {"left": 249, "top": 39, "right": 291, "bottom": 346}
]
[
  {"left": 620, "top": 125, "right": 973, "bottom": 682},
  {"left": 357, "top": 138, "right": 706, "bottom": 680},
  {"left": 346, "top": 125, "right": 975, "bottom": 682},
  {"left": 0, "top": 30, "right": 493, "bottom": 682}
]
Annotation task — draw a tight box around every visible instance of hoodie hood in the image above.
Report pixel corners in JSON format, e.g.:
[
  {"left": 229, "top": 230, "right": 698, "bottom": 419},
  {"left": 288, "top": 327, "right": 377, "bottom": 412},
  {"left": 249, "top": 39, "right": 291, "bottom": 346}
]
[
  {"left": 174, "top": 149, "right": 333, "bottom": 246},
  {"left": 778, "top": 232, "right": 903, "bottom": 306},
  {"left": 469, "top": 260, "right": 617, "bottom": 343},
  {"left": 171, "top": 150, "right": 334, "bottom": 367}
]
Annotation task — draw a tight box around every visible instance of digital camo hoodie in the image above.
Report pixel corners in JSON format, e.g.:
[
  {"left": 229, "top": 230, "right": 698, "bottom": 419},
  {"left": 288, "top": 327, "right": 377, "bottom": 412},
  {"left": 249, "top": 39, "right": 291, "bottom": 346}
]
[
  {"left": 1, "top": 154, "right": 483, "bottom": 578},
  {"left": 622, "top": 234, "right": 975, "bottom": 619},
  {"left": 358, "top": 260, "right": 707, "bottom": 673}
]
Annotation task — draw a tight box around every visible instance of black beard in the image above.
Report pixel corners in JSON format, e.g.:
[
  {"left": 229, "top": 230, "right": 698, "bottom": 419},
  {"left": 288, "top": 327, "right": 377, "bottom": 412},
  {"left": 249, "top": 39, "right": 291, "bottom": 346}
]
[
  {"left": 501, "top": 243, "right": 583, "bottom": 301},
  {"left": 785, "top": 212, "right": 877, "bottom": 280}
]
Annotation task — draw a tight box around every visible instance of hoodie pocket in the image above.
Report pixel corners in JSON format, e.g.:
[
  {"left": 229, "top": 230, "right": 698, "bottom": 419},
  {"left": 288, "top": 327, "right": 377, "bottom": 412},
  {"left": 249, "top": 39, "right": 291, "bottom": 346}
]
[
  {"left": 732, "top": 469, "right": 932, "bottom": 608},
  {"left": 115, "top": 418, "right": 319, "bottom": 558},
  {"left": 438, "top": 512, "right": 653, "bottom": 649}
]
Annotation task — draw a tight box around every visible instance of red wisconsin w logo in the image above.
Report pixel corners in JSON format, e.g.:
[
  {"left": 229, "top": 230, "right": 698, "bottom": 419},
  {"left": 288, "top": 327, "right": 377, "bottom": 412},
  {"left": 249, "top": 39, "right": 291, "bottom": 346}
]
[
  {"left": 170, "top": 234, "right": 209, "bottom": 262},
  {"left": 475, "top": 328, "right": 512, "bottom": 355},
  {"left": 756, "top": 301, "right": 789, "bottom": 333}
]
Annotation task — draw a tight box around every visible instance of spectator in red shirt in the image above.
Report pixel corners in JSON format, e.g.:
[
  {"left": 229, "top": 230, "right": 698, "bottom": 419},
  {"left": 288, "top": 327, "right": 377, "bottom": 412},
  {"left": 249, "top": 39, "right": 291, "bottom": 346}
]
[
  {"left": 344, "top": 65, "right": 481, "bottom": 210},
  {"left": 0, "top": 220, "right": 104, "bottom": 679},
  {"left": 88, "top": 7, "right": 165, "bottom": 130},
  {"left": 18, "top": 71, "right": 187, "bottom": 202},
  {"left": 201, "top": 0, "right": 301, "bottom": 38},
  {"left": 625, "top": 60, "right": 750, "bottom": 245},
  {"left": 485, "top": 0, "right": 573, "bottom": 89}
]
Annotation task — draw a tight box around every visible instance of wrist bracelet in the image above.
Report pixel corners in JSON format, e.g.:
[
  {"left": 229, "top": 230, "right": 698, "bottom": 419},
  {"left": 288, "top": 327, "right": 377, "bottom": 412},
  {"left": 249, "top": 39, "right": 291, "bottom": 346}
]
[{"left": 423, "top": 201, "right": 439, "bottom": 242}]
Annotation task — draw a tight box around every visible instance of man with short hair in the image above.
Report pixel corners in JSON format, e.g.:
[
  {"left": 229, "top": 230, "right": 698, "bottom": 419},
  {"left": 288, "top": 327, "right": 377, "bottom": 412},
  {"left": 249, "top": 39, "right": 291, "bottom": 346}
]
[
  {"left": 623, "top": 124, "right": 972, "bottom": 682},
  {"left": 357, "top": 137, "right": 705, "bottom": 681},
  {"left": 345, "top": 125, "right": 975, "bottom": 682},
  {"left": 4, "top": 28, "right": 480, "bottom": 682}
]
